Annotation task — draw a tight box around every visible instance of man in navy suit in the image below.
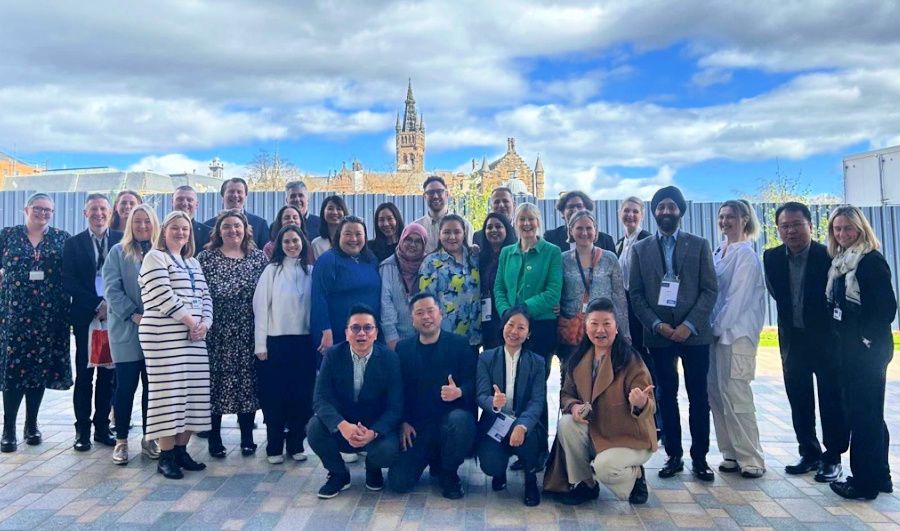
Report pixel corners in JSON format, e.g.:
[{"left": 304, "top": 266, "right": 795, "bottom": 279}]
[
  {"left": 388, "top": 293, "right": 476, "bottom": 499},
  {"left": 204, "top": 177, "right": 269, "bottom": 248},
  {"left": 544, "top": 190, "right": 616, "bottom": 253},
  {"left": 173, "top": 185, "right": 211, "bottom": 251},
  {"left": 307, "top": 305, "right": 402, "bottom": 499},
  {"left": 62, "top": 193, "right": 122, "bottom": 451},
  {"left": 285, "top": 181, "right": 321, "bottom": 239}
]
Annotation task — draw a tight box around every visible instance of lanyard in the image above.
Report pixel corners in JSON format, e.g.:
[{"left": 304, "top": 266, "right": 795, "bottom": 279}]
[
  {"left": 656, "top": 235, "right": 678, "bottom": 279},
  {"left": 575, "top": 247, "right": 598, "bottom": 294},
  {"left": 167, "top": 252, "right": 197, "bottom": 294}
]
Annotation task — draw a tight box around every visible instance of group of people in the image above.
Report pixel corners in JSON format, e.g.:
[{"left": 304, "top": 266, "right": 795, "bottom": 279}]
[{"left": 0, "top": 175, "right": 894, "bottom": 506}]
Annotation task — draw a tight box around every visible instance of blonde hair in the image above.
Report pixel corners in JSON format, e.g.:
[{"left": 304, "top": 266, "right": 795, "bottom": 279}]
[
  {"left": 121, "top": 204, "right": 160, "bottom": 261},
  {"left": 719, "top": 199, "right": 759, "bottom": 239},
  {"left": 514, "top": 202, "right": 543, "bottom": 238},
  {"left": 827, "top": 205, "right": 880, "bottom": 256},
  {"left": 156, "top": 210, "right": 195, "bottom": 258},
  {"left": 620, "top": 196, "right": 644, "bottom": 213}
]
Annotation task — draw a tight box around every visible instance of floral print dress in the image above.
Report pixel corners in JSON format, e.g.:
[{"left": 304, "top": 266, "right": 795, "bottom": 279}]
[
  {"left": 418, "top": 247, "right": 482, "bottom": 346},
  {"left": 0, "top": 226, "right": 73, "bottom": 391},
  {"left": 197, "top": 248, "right": 269, "bottom": 415}
]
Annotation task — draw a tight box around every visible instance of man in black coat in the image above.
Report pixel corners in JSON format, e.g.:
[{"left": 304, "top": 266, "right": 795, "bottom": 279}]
[
  {"left": 307, "top": 305, "right": 402, "bottom": 499},
  {"left": 763, "top": 202, "right": 848, "bottom": 482},
  {"left": 173, "top": 185, "right": 211, "bottom": 251},
  {"left": 204, "top": 177, "right": 269, "bottom": 249},
  {"left": 387, "top": 293, "right": 477, "bottom": 499},
  {"left": 62, "top": 193, "right": 122, "bottom": 451},
  {"left": 285, "top": 180, "right": 321, "bottom": 239},
  {"left": 544, "top": 190, "right": 616, "bottom": 253}
]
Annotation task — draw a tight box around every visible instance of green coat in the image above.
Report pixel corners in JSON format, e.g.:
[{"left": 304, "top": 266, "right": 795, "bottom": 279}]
[{"left": 494, "top": 238, "right": 563, "bottom": 322}]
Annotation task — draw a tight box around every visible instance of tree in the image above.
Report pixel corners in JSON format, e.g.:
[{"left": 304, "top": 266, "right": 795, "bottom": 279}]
[
  {"left": 244, "top": 149, "right": 302, "bottom": 191},
  {"left": 749, "top": 162, "right": 833, "bottom": 249}
]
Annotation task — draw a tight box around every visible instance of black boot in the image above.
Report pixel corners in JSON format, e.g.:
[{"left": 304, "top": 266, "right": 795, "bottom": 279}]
[
  {"left": 523, "top": 472, "right": 541, "bottom": 506},
  {"left": 238, "top": 412, "right": 257, "bottom": 456},
  {"left": 1, "top": 427, "right": 16, "bottom": 453},
  {"left": 174, "top": 445, "right": 207, "bottom": 471},
  {"left": 23, "top": 388, "right": 43, "bottom": 445},
  {"left": 157, "top": 449, "right": 184, "bottom": 479},
  {"left": 2, "top": 389, "right": 24, "bottom": 453},
  {"left": 208, "top": 414, "right": 226, "bottom": 458}
]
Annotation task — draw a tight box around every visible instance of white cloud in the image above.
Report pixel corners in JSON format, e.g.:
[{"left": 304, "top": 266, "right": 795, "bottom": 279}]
[{"left": 126, "top": 154, "right": 246, "bottom": 179}]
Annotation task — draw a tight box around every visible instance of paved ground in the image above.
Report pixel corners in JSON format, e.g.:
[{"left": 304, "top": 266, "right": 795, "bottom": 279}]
[{"left": 0, "top": 346, "right": 898, "bottom": 530}]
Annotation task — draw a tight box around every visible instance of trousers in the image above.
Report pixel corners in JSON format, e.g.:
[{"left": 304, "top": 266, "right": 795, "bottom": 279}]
[
  {"left": 388, "top": 409, "right": 476, "bottom": 492},
  {"left": 73, "top": 322, "right": 115, "bottom": 433},
  {"left": 306, "top": 416, "right": 400, "bottom": 475},
  {"left": 477, "top": 427, "right": 542, "bottom": 477},
  {"left": 113, "top": 360, "right": 148, "bottom": 440},
  {"left": 257, "top": 335, "right": 316, "bottom": 457},
  {"left": 650, "top": 343, "right": 710, "bottom": 461}
]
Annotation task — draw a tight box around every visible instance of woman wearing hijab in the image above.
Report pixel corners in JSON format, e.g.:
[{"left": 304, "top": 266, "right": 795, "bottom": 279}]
[
  {"left": 478, "top": 213, "right": 517, "bottom": 350},
  {"left": 380, "top": 223, "right": 428, "bottom": 350}
]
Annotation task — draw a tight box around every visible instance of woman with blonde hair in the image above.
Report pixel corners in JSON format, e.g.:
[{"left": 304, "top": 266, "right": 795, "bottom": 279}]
[
  {"left": 102, "top": 204, "right": 161, "bottom": 464},
  {"left": 825, "top": 206, "right": 896, "bottom": 500},
  {"left": 139, "top": 210, "right": 212, "bottom": 478},
  {"left": 708, "top": 199, "right": 766, "bottom": 478}
]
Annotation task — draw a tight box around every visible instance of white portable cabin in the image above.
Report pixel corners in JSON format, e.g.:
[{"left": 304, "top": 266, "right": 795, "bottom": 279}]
[{"left": 843, "top": 145, "right": 900, "bottom": 206}]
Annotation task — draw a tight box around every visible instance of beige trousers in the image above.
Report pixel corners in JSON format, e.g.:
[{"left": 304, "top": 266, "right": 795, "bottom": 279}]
[
  {"left": 708, "top": 338, "right": 765, "bottom": 470},
  {"left": 556, "top": 414, "right": 653, "bottom": 499}
]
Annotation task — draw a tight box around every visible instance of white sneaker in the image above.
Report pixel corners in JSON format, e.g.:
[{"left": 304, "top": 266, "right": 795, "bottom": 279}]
[
  {"left": 341, "top": 452, "right": 359, "bottom": 463},
  {"left": 141, "top": 437, "right": 161, "bottom": 460},
  {"left": 112, "top": 441, "right": 128, "bottom": 465},
  {"left": 291, "top": 451, "right": 308, "bottom": 462},
  {"left": 267, "top": 455, "right": 285, "bottom": 464}
]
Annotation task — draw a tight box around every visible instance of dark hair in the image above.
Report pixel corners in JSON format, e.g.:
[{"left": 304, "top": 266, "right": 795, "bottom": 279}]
[
  {"left": 270, "top": 224, "right": 311, "bottom": 274},
  {"left": 491, "top": 186, "right": 513, "bottom": 197},
  {"left": 774, "top": 201, "right": 812, "bottom": 224},
  {"left": 408, "top": 291, "right": 437, "bottom": 310},
  {"left": 334, "top": 215, "right": 377, "bottom": 263},
  {"left": 567, "top": 298, "right": 640, "bottom": 380},
  {"left": 220, "top": 177, "right": 249, "bottom": 196},
  {"left": 84, "top": 193, "right": 110, "bottom": 208},
  {"left": 318, "top": 195, "right": 349, "bottom": 240},
  {"left": 174, "top": 184, "right": 196, "bottom": 194},
  {"left": 346, "top": 303, "right": 377, "bottom": 326},
  {"left": 500, "top": 305, "right": 531, "bottom": 331},
  {"left": 478, "top": 212, "right": 517, "bottom": 270},
  {"left": 437, "top": 214, "right": 470, "bottom": 253},
  {"left": 207, "top": 209, "right": 256, "bottom": 253},
  {"left": 110, "top": 190, "right": 142, "bottom": 231},
  {"left": 270, "top": 205, "right": 306, "bottom": 242},
  {"left": 372, "top": 202, "right": 405, "bottom": 243},
  {"left": 422, "top": 175, "right": 447, "bottom": 190},
  {"left": 556, "top": 190, "right": 594, "bottom": 214}
]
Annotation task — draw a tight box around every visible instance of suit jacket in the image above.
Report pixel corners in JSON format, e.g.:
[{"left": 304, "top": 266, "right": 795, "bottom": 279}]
[
  {"left": 192, "top": 219, "right": 211, "bottom": 252},
  {"left": 545, "top": 224, "right": 616, "bottom": 254},
  {"left": 313, "top": 341, "right": 402, "bottom": 436},
  {"left": 204, "top": 210, "right": 269, "bottom": 250},
  {"left": 476, "top": 346, "right": 546, "bottom": 435},
  {"left": 614, "top": 229, "right": 652, "bottom": 257},
  {"left": 62, "top": 229, "right": 123, "bottom": 327},
  {"left": 628, "top": 230, "right": 718, "bottom": 347},
  {"left": 101, "top": 243, "right": 144, "bottom": 363},
  {"left": 763, "top": 241, "right": 833, "bottom": 359},
  {"left": 396, "top": 331, "right": 476, "bottom": 428},
  {"left": 304, "top": 213, "right": 322, "bottom": 240}
]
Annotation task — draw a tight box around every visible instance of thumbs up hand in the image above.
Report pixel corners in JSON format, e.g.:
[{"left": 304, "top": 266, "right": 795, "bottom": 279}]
[
  {"left": 492, "top": 384, "right": 507, "bottom": 410},
  {"left": 628, "top": 384, "right": 655, "bottom": 409},
  {"left": 441, "top": 374, "right": 462, "bottom": 402}
]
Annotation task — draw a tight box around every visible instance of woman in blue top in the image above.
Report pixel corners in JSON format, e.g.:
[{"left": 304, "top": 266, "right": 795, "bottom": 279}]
[{"left": 311, "top": 215, "right": 381, "bottom": 354}]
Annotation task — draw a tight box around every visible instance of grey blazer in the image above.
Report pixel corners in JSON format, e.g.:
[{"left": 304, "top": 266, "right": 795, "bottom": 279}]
[
  {"left": 628, "top": 231, "right": 718, "bottom": 348},
  {"left": 476, "top": 346, "right": 547, "bottom": 435},
  {"left": 101, "top": 243, "right": 145, "bottom": 363}
]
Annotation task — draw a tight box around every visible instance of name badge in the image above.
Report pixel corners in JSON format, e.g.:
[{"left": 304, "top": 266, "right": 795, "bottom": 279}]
[
  {"left": 658, "top": 280, "right": 680, "bottom": 307},
  {"left": 833, "top": 307, "right": 842, "bottom": 321},
  {"left": 582, "top": 302, "right": 588, "bottom": 313},
  {"left": 481, "top": 297, "right": 492, "bottom": 322},
  {"left": 29, "top": 270, "right": 45, "bottom": 281},
  {"left": 487, "top": 412, "right": 516, "bottom": 442},
  {"left": 191, "top": 298, "right": 202, "bottom": 309},
  {"left": 95, "top": 273, "right": 105, "bottom": 297}
]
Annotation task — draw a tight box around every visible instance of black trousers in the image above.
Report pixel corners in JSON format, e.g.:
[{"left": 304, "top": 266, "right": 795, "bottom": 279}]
[
  {"left": 477, "top": 428, "right": 542, "bottom": 477},
  {"left": 524, "top": 318, "right": 558, "bottom": 455},
  {"left": 650, "top": 343, "right": 710, "bottom": 461},
  {"left": 113, "top": 360, "right": 148, "bottom": 440},
  {"left": 626, "top": 294, "right": 663, "bottom": 434},
  {"left": 782, "top": 331, "right": 849, "bottom": 464},
  {"left": 387, "top": 409, "right": 476, "bottom": 493},
  {"left": 257, "top": 335, "right": 316, "bottom": 457},
  {"left": 306, "top": 416, "right": 400, "bottom": 476},
  {"left": 73, "top": 322, "right": 115, "bottom": 434}
]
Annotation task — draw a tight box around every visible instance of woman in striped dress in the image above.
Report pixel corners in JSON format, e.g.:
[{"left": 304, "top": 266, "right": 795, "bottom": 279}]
[{"left": 139, "top": 211, "right": 213, "bottom": 479}]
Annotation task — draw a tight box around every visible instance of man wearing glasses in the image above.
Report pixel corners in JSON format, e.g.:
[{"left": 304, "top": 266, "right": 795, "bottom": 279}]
[
  {"left": 763, "top": 202, "right": 849, "bottom": 483},
  {"left": 413, "top": 175, "right": 473, "bottom": 254},
  {"left": 307, "top": 305, "right": 402, "bottom": 499}
]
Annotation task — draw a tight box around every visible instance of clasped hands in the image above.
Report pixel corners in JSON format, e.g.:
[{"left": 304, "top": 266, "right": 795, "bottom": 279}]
[
  {"left": 181, "top": 316, "right": 208, "bottom": 342},
  {"left": 657, "top": 323, "right": 691, "bottom": 343},
  {"left": 338, "top": 420, "right": 377, "bottom": 448}
]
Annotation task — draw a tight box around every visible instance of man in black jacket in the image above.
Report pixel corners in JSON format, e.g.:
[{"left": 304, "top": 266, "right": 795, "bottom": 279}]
[
  {"left": 544, "top": 190, "right": 616, "bottom": 253},
  {"left": 62, "top": 193, "right": 122, "bottom": 451},
  {"left": 204, "top": 177, "right": 269, "bottom": 248},
  {"left": 388, "top": 293, "right": 477, "bottom": 499},
  {"left": 763, "top": 202, "right": 848, "bottom": 482},
  {"left": 307, "top": 305, "right": 402, "bottom": 499},
  {"left": 173, "top": 185, "right": 211, "bottom": 251}
]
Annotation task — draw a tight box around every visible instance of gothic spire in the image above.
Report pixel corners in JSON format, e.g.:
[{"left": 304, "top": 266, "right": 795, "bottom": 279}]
[{"left": 402, "top": 78, "right": 419, "bottom": 132}]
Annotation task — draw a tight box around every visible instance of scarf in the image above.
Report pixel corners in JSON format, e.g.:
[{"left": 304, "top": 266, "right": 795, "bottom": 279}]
[
  {"left": 826, "top": 242, "right": 873, "bottom": 306},
  {"left": 395, "top": 223, "right": 428, "bottom": 294}
]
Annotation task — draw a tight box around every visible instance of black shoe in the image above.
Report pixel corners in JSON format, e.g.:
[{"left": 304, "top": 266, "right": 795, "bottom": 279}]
[
  {"left": 318, "top": 472, "right": 351, "bottom": 499},
  {"left": 815, "top": 462, "right": 842, "bottom": 483},
  {"left": 157, "top": 449, "right": 184, "bottom": 480},
  {"left": 880, "top": 478, "right": 894, "bottom": 494},
  {"left": 240, "top": 442, "right": 258, "bottom": 456},
  {"left": 692, "top": 460, "right": 715, "bottom": 482},
  {"left": 558, "top": 482, "right": 599, "bottom": 505},
  {"left": 785, "top": 456, "right": 821, "bottom": 475},
  {"left": 1, "top": 429, "right": 16, "bottom": 453},
  {"left": 92, "top": 429, "right": 115, "bottom": 447},
  {"left": 509, "top": 459, "right": 524, "bottom": 471},
  {"left": 830, "top": 477, "right": 877, "bottom": 500},
  {"left": 195, "top": 430, "right": 210, "bottom": 439},
  {"left": 659, "top": 456, "right": 684, "bottom": 478},
  {"left": 440, "top": 471, "right": 464, "bottom": 500},
  {"left": 23, "top": 423, "right": 42, "bottom": 445},
  {"left": 365, "top": 466, "right": 384, "bottom": 491},
  {"left": 492, "top": 474, "right": 507, "bottom": 491},
  {"left": 523, "top": 472, "right": 540, "bottom": 507},
  {"left": 73, "top": 433, "right": 92, "bottom": 452},
  {"left": 208, "top": 436, "right": 227, "bottom": 458},
  {"left": 173, "top": 445, "right": 206, "bottom": 471},
  {"left": 629, "top": 466, "right": 649, "bottom": 505}
]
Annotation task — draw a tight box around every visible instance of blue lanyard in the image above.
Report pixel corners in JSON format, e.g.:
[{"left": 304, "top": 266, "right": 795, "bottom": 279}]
[{"left": 167, "top": 252, "right": 197, "bottom": 294}]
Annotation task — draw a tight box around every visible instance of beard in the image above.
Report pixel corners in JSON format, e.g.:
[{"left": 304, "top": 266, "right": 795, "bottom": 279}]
[{"left": 655, "top": 214, "right": 680, "bottom": 233}]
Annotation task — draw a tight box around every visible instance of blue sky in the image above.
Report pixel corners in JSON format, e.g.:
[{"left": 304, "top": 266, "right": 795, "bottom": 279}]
[{"left": 2, "top": 1, "right": 898, "bottom": 200}]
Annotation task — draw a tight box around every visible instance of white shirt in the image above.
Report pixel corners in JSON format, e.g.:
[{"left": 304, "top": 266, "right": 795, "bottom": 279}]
[
  {"left": 502, "top": 346, "right": 521, "bottom": 414},
  {"left": 413, "top": 211, "right": 474, "bottom": 254},
  {"left": 252, "top": 259, "right": 313, "bottom": 353},
  {"left": 711, "top": 240, "right": 766, "bottom": 347},
  {"left": 310, "top": 237, "right": 332, "bottom": 259}
]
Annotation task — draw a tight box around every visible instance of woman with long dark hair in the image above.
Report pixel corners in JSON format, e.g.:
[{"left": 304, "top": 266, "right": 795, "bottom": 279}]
[
  {"left": 368, "top": 202, "right": 405, "bottom": 263},
  {"left": 310, "top": 195, "right": 348, "bottom": 259},
  {"left": 544, "top": 298, "right": 657, "bottom": 506},
  {"left": 263, "top": 205, "right": 305, "bottom": 258},
  {"left": 109, "top": 190, "right": 142, "bottom": 233},
  {"left": 478, "top": 212, "right": 517, "bottom": 349}
]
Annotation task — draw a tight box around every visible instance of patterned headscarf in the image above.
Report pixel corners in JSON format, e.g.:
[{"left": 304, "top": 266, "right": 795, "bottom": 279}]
[{"left": 395, "top": 223, "right": 428, "bottom": 294}]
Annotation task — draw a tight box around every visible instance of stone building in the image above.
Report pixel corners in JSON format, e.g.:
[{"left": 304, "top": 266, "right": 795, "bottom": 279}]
[{"left": 0, "top": 152, "right": 41, "bottom": 190}]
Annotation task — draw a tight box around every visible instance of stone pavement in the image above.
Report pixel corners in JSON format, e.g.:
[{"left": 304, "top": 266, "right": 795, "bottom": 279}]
[{"left": 0, "top": 347, "right": 899, "bottom": 530}]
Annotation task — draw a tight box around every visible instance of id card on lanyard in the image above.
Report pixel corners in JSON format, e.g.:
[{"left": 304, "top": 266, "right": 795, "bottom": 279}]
[
  {"left": 656, "top": 236, "right": 679, "bottom": 307},
  {"left": 29, "top": 246, "right": 44, "bottom": 281},
  {"left": 576, "top": 248, "right": 597, "bottom": 313},
  {"left": 168, "top": 252, "right": 201, "bottom": 309}
]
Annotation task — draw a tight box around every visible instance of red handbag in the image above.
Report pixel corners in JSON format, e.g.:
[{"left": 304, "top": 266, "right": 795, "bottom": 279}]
[{"left": 88, "top": 319, "right": 114, "bottom": 368}]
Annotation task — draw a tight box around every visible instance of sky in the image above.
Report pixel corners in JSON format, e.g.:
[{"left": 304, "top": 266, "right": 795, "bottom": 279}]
[{"left": 2, "top": 1, "right": 899, "bottom": 200}]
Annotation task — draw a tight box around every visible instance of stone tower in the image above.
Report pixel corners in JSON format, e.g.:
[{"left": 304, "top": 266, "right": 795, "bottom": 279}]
[
  {"left": 396, "top": 79, "right": 425, "bottom": 172},
  {"left": 533, "top": 156, "right": 544, "bottom": 198},
  {"left": 209, "top": 157, "right": 224, "bottom": 179}
]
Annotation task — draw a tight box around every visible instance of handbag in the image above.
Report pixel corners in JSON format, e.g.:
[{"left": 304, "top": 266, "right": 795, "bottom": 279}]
[
  {"left": 87, "top": 318, "right": 114, "bottom": 369},
  {"left": 557, "top": 249, "right": 602, "bottom": 347}
]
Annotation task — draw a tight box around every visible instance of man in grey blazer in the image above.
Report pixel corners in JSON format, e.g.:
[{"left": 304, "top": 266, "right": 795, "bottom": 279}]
[{"left": 628, "top": 186, "right": 718, "bottom": 482}]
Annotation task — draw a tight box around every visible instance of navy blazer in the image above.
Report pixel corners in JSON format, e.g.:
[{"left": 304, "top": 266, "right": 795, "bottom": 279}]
[
  {"left": 476, "top": 346, "right": 546, "bottom": 434},
  {"left": 304, "top": 213, "right": 322, "bottom": 240},
  {"left": 192, "top": 219, "right": 211, "bottom": 251},
  {"left": 396, "top": 331, "right": 476, "bottom": 428},
  {"left": 614, "top": 229, "right": 652, "bottom": 257},
  {"left": 313, "top": 341, "right": 402, "bottom": 436},
  {"left": 204, "top": 210, "right": 269, "bottom": 250},
  {"left": 62, "top": 228, "right": 123, "bottom": 326},
  {"left": 545, "top": 225, "right": 616, "bottom": 254}
]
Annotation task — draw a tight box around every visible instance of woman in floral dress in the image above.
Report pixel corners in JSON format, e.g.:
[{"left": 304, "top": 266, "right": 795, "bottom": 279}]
[
  {"left": 0, "top": 193, "right": 72, "bottom": 452},
  {"left": 197, "top": 210, "right": 269, "bottom": 457}
]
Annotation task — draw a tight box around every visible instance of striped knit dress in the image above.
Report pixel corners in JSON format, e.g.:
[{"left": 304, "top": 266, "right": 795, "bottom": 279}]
[{"left": 138, "top": 249, "right": 213, "bottom": 439}]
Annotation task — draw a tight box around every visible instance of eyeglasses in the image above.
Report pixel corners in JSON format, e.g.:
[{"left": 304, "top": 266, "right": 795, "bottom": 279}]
[
  {"left": 348, "top": 324, "right": 376, "bottom": 334},
  {"left": 424, "top": 189, "right": 447, "bottom": 197},
  {"left": 30, "top": 207, "right": 54, "bottom": 215},
  {"left": 777, "top": 222, "right": 808, "bottom": 232}
]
